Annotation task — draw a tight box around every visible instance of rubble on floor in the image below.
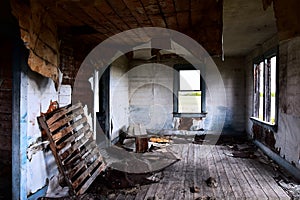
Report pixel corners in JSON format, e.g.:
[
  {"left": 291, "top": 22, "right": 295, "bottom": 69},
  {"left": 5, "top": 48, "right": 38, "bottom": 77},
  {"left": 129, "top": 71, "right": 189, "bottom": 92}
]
[
  {"left": 205, "top": 177, "right": 218, "bottom": 188},
  {"left": 38, "top": 133, "right": 300, "bottom": 199},
  {"left": 276, "top": 179, "right": 300, "bottom": 199},
  {"left": 220, "top": 137, "right": 300, "bottom": 199},
  {"left": 39, "top": 169, "right": 164, "bottom": 200}
]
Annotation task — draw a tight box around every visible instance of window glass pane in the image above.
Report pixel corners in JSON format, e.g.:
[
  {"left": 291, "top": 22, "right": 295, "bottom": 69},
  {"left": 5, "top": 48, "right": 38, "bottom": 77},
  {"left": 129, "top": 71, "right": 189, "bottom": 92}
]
[
  {"left": 178, "top": 91, "right": 201, "bottom": 113},
  {"left": 270, "top": 56, "right": 276, "bottom": 124},
  {"left": 259, "top": 61, "right": 264, "bottom": 120},
  {"left": 179, "top": 70, "right": 200, "bottom": 90}
]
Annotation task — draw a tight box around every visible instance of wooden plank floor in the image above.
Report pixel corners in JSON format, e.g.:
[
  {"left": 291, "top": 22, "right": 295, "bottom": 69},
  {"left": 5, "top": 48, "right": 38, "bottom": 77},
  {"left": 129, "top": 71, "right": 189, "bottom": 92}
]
[{"left": 116, "top": 144, "right": 290, "bottom": 200}]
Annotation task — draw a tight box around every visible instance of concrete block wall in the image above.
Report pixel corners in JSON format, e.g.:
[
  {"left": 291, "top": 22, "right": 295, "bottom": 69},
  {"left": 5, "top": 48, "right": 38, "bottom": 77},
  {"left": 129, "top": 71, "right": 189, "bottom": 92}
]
[
  {"left": 127, "top": 59, "right": 186, "bottom": 131},
  {"left": 213, "top": 57, "right": 246, "bottom": 134}
]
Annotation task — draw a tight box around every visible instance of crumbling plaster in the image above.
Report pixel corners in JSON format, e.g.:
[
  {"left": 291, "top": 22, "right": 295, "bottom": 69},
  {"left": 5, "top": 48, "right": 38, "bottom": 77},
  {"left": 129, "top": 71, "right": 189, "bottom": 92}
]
[
  {"left": 20, "top": 64, "right": 72, "bottom": 197},
  {"left": 11, "top": 0, "right": 60, "bottom": 85}
]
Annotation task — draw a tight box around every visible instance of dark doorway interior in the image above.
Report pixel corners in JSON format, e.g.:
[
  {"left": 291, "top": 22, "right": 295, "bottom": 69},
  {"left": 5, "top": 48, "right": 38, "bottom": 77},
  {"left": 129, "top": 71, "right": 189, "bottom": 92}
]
[{"left": 97, "top": 67, "right": 110, "bottom": 139}]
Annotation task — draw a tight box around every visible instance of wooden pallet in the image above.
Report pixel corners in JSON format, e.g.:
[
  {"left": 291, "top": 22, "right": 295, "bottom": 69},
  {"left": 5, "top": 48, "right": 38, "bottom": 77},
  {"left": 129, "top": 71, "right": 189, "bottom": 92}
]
[{"left": 37, "top": 102, "right": 106, "bottom": 196}]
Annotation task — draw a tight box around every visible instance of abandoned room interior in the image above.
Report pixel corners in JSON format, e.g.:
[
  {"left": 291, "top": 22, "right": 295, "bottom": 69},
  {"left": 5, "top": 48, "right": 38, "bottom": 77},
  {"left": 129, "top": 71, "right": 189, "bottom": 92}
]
[{"left": 1, "top": 0, "right": 300, "bottom": 199}]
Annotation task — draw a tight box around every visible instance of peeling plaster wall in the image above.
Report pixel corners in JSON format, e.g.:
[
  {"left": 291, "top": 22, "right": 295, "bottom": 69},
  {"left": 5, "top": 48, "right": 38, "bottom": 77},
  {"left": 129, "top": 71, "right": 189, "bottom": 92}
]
[
  {"left": 21, "top": 67, "right": 59, "bottom": 196},
  {"left": 246, "top": 36, "right": 300, "bottom": 169},
  {"left": 276, "top": 37, "right": 300, "bottom": 168},
  {"left": 110, "top": 55, "right": 129, "bottom": 141},
  {"left": 21, "top": 65, "right": 73, "bottom": 196}
]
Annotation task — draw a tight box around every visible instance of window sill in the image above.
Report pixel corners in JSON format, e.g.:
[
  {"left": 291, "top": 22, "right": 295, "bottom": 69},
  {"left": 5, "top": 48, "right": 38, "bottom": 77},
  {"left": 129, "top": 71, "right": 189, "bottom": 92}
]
[
  {"left": 250, "top": 117, "right": 277, "bottom": 132},
  {"left": 173, "top": 112, "right": 207, "bottom": 118}
]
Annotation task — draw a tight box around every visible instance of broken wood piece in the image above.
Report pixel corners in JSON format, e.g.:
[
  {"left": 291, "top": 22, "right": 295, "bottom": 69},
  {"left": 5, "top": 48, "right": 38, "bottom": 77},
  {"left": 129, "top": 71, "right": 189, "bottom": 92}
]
[
  {"left": 190, "top": 186, "right": 200, "bottom": 193},
  {"left": 205, "top": 177, "right": 218, "bottom": 188},
  {"left": 135, "top": 136, "right": 148, "bottom": 153}
]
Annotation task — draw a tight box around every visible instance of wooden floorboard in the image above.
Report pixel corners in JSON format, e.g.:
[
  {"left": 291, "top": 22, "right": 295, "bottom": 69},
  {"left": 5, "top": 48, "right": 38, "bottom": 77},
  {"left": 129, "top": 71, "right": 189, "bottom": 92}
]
[
  {"left": 224, "top": 147, "right": 257, "bottom": 199},
  {"left": 131, "top": 144, "right": 290, "bottom": 200}
]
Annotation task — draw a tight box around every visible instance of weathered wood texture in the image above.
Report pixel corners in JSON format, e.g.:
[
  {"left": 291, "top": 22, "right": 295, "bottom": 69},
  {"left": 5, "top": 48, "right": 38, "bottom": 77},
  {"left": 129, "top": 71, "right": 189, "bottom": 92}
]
[
  {"left": 11, "top": 0, "right": 60, "bottom": 85},
  {"left": 25, "top": 0, "right": 222, "bottom": 56},
  {"left": 117, "top": 144, "right": 289, "bottom": 199},
  {"left": 37, "top": 102, "right": 106, "bottom": 195}
]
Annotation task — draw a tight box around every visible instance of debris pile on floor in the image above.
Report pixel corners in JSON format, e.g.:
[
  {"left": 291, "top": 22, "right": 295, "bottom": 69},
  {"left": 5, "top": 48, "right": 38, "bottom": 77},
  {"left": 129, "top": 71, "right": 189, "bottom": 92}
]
[
  {"left": 205, "top": 177, "right": 218, "bottom": 188},
  {"left": 276, "top": 179, "right": 300, "bottom": 199},
  {"left": 224, "top": 143, "right": 258, "bottom": 159},
  {"left": 220, "top": 137, "right": 300, "bottom": 199}
]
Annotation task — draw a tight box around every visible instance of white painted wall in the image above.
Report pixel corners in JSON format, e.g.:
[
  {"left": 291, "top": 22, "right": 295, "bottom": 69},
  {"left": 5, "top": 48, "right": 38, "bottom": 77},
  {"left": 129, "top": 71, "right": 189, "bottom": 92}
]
[
  {"left": 22, "top": 69, "right": 73, "bottom": 197},
  {"left": 128, "top": 63, "right": 174, "bottom": 131},
  {"left": 110, "top": 55, "right": 130, "bottom": 141}
]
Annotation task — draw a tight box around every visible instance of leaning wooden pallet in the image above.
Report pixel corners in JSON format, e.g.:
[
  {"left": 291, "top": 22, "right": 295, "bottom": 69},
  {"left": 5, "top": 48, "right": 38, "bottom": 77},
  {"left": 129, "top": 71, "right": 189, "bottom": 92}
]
[{"left": 37, "top": 102, "right": 106, "bottom": 196}]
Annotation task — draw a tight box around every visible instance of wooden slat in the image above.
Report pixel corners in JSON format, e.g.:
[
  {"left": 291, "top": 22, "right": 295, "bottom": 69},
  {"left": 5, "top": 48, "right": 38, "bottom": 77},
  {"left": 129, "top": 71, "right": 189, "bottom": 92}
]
[
  {"left": 205, "top": 145, "right": 223, "bottom": 198},
  {"left": 49, "top": 108, "right": 84, "bottom": 132},
  {"left": 208, "top": 145, "right": 228, "bottom": 199},
  {"left": 119, "top": 144, "right": 290, "bottom": 199},
  {"left": 107, "top": 0, "right": 139, "bottom": 29},
  {"left": 245, "top": 159, "right": 282, "bottom": 199},
  {"left": 56, "top": 123, "right": 90, "bottom": 150},
  {"left": 219, "top": 147, "right": 245, "bottom": 199},
  {"left": 37, "top": 115, "right": 76, "bottom": 196},
  {"left": 52, "top": 116, "right": 87, "bottom": 141},
  {"left": 38, "top": 103, "right": 105, "bottom": 196},
  {"left": 174, "top": 144, "right": 188, "bottom": 199},
  {"left": 46, "top": 102, "right": 82, "bottom": 126},
  {"left": 68, "top": 150, "right": 101, "bottom": 179},
  {"left": 158, "top": 0, "right": 178, "bottom": 29},
  {"left": 217, "top": 148, "right": 267, "bottom": 199},
  {"left": 122, "top": 0, "right": 152, "bottom": 27},
  {"left": 60, "top": 133, "right": 92, "bottom": 161},
  {"left": 140, "top": 0, "right": 166, "bottom": 27},
  {"left": 184, "top": 144, "right": 194, "bottom": 200},
  {"left": 76, "top": 162, "right": 106, "bottom": 195},
  {"left": 224, "top": 147, "right": 257, "bottom": 199},
  {"left": 199, "top": 145, "right": 216, "bottom": 199},
  {"left": 250, "top": 160, "right": 290, "bottom": 199},
  {"left": 72, "top": 154, "right": 103, "bottom": 190},
  {"left": 95, "top": 0, "right": 129, "bottom": 31}
]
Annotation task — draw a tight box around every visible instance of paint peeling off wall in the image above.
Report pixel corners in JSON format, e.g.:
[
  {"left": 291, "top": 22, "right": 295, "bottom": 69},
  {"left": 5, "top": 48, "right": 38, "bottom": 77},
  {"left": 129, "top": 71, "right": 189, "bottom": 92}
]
[
  {"left": 21, "top": 66, "right": 74, "bottom": 197},
  {"left": 276, "top": 112, "right": 300, "bottom": 168},
  {"left": 246, "top": 36, "right": 300, "bottom": 170},
  {"left": 22, "top": 68, "right": 60, "bottom": 196},
  {"left": 275, "top": 37, "right": 300, "bottom": 169},
  {"left": 11, "top": 0, "right": 60, "bottom": 85}
]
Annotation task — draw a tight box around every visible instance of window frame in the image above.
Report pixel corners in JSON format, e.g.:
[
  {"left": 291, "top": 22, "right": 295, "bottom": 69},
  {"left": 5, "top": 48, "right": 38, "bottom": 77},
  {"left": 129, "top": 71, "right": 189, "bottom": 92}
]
[
  {"left": 251, "top": 48, "right": 279, "bottom": 131},
  {"left": 173, "top": 64, "right": 206, "bottom": 117}
]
